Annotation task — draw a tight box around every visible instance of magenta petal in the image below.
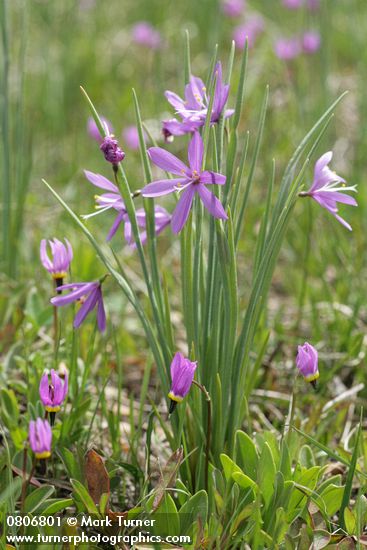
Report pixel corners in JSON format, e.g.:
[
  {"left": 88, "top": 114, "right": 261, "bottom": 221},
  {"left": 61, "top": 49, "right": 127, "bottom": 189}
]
[
  {"left": 51, "top": 283, "right": 96, "bottom": 306},
  {"left": 313, "top": 152, "right": 333, "bottom": 181},
  {"left": 188, "top": 132, "right": 204, "bottom": 173},
  {"left": 200, "top": 171, "right": 226, "bottom": 185},
  {"left": 73, "top": 288, "right": 99, "bottom": 328},
  {"left": 141, "top": 178, "right": 187, "bottom": 197},
  {"left": 148, "top": 147, "right": 189, "bottom": 176},
  {"left": 165, "top": 91, "right": 185, "bottom": 111},
  {"left": 84, "top": 170, "right": 118, "bottom": 192},
  {"left": 197, "top": 185, "right": 228, "bottom": 219},
  {"left": 97, "top": 292, "right": 106, "bottom": 332},
  {"left": 39, "top": 373, "right": 51, "bottom": 406},
  {"left": 40, "top": 240, "right": 53, "bottom": 271},
  {"left": 171, "top": 186, "right": 195, "bottom": 234},
  {"left": 106, "top": 211, "right": 125, "bottom": 242},
  {"left": 316, "top": 191, "right": 357, "bottom": 207},
  {"left": 334, "top": 214, "right": 352, "bottom": 231}
]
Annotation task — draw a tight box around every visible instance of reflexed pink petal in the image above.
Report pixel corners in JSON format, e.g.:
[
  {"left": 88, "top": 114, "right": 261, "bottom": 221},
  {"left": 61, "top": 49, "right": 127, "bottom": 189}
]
[
  {"left": 313, "top": 152, "right": 333, "bottom": 182},
  {"left": 165, "top": 91, "right": 186, "bottom": 111},
  {"left": 51, "top": 282, "right": 96, "bottom": 306},
  {"left": 39, "top": 373, "right": 51, "bottom": 406},
  {"left": 171, "top": 186, "right": 195, "bottom": 233},
  {"left": 40, "top": 240, "right": 53, "bottom": 271},
  {"left": 106, "top": 211, "right": 125, "bottom": 242},
  {"left": 197, "top": 185, "right": 228, "bottom": 219},
  {"left": 148, "top": 147, "right": 189, "bottom": 176}
]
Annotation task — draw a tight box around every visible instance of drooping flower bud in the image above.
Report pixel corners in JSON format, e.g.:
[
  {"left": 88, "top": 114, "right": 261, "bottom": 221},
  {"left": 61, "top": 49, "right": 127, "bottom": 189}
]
[
  {"left": 28, "top": 418, "right": 52, "bottom": 459},
  {"left": 296, "top": 342, "right": 319, "bottom": 387},
  {"left": 168, "top": 352, "right": 197, "bottom": 413}
]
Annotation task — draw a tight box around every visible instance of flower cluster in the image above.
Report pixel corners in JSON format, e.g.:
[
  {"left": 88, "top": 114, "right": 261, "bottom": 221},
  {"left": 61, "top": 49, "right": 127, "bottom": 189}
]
[{"left": 275, "top": 0, "right": 321, "bottom": 59}]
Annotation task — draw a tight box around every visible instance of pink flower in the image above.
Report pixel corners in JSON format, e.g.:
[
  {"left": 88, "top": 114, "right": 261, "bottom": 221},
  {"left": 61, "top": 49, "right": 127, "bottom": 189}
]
[
  {"left": 132, "top": 22, "right": 162, "bottom": 49},
  {"left": 282, "top": 0, "right": 303, "bottom": 8},
  {"left": 168, "top": 352, "right": 197, "bottom": 412},
  {"left": 233, "top": 16, "right": 264, "bottom": 49},
  {"left": 274, "top": 37, "right": 302, "bottom": 60},
  {"left": 87, "top": 116, "right": 114, "bottom": 142},
  {"left": 302, "top": 31, "right": 321, "bottom": 54},
  {"left": 122, "top": 126, "right": 146, "bottom": 150},
  {"left": 222, "top": 0, "right": 245, "bottom": 17}
]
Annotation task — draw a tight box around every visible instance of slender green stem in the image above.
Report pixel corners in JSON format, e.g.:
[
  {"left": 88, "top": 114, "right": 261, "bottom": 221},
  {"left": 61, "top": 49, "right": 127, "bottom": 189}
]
[{"left": 193, "top": 380, "right": 211, "bottom": 493}]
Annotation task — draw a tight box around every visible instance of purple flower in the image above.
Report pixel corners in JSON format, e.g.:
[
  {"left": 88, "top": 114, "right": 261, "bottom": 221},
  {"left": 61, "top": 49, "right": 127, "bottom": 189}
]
[
  {"left": 51, "top": 281, "right": 106, "bottom": 332},
  {"left": 100, "top": 136, "right": 125, "bottom": 164},
  {"left": 302, "top": 31, "right": 321, "bottom": 54},
  {"left": 87, "top": 116, "right": 114, "bottom": 142},
  {"left": 132, "top": 22, "right": 162, "bottom": 49},
  {"left": 29, "top": 418, "right": 52, "bottom": 459},
  {"left": 233, "top": 16, "right": 264, "bottom": 49},
  {"left": 296, "top": 342, "right": 319, "bottom": 384},
  {"left": 39, "top": 370, "right": 68, "bottom": 413},
  {"left": 141, "top": 132, "right": 228, "bottom": 234},
  {"left": 162, "top": 62, "right": 234, "bottom": 138},
  {"left": 83, "top": 170, "right": 171, "bottom": 243},
  {"left": 274, "top": 37, "right": 302, "bottom": 60},
  {"left": 222, "top": 0, "right": 245, "bottom": 17},
  {"left": 307, "top": 0, "right": 320, "bottom": 10},
  {"left": 40, "top": 238, "right": 73, "bottom": 280},
  {"left": 123, "top": 125, "right": 146, "bottom": 150},
  {"left": 168, "top": 352, "right": 197, "bottom": 412},
  {"left": 302, "top": 152, "right": 357, "bottom": 231},
  {"left": 282, "top": 0, "right": 303, "bottom": 8}
]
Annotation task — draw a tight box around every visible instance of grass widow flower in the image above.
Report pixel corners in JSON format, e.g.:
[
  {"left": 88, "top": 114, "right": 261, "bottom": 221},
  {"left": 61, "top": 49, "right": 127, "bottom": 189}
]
[
  {"left": 163, "top": 62, "right": 234, "bottom": 139},
  {"left": 132, "top": 21, "right": 162, "bottom": 49},
  {"left": 168, "top": 352, "right": 197, "bottom": 413},
  {"left": 29, "top": 418, "right": 52, "bottom": 459},
  {"left": 40, "top": 238, "right": 73, "bottom": 291},
  {"left": 300, "top": 152, "right": 357, "bottom": 231},
  {"left": 296, "top": 342, "right": 319, "bottom": 387},
  {"left": 39, "top": 369, "right": 68, "bottom": 416},
  {"left": 302, "top": 31, "right": 321, "bottom": 54},
  {"left": 83, "top": 170, "right": 171, "bottom": 243},
  {"left": 233, "top": 16, "right": 264, "bottom": 49},
  {"left": 141, "top": 132, "right": 228, "bottom": 233},
  {"left": 51, "top": 281, "right": 106, "bottom": 332}
]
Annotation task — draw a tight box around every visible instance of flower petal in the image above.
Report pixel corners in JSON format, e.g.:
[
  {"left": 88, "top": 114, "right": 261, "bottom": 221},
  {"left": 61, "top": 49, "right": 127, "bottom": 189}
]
[
  {"left": 188, "top": 132, "right": 204, "bottom": 173},
  {"left": 106, "top": 211, "right": 125, "bottom": 242},
  {"left": 197, "top": 185, "right": 228, "bottom": 219},
  {"left": 73, "top": 288, "right": 99, "bottom": 328},
  {"left": 200, "top": 171, "right": 226, "bottom": 185},
  {"left": 148, "top": 147, "right": 189, "bottom": 176},
  {"left": 141, "top": 178, "right": 187, "bottom": 197},
  {"left": 51, "top": 283, "right": 96, "bottom": 306},
  {"left": 97, "top": 291, "right": 106, "bottom": 332},
  {"left": 171, "top": 186, "right": 195, "bottom": 233},
  {"left": 84, "top": 170, "right": 118, "bottom": 192},
  {"left": 165, "top": 91, "right": 186, "bottom": 111}
]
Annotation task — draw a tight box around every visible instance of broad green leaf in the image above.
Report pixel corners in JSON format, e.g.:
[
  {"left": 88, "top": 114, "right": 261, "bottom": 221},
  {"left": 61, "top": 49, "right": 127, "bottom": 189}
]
[
  {"left": 344, "top": 507, "right": 356, "bottom": 535},
  {"left": 71, "top": 479, "right": 99, "bottom": 515},
  {"left": 235, "top": 430, "right": 258, "bottom": 481},
  {"left": 319, "top": 484, "right": 344, "bottom": 516},
  {"left": 150, "top": 494, "right": 180, "bottom": 538},
  {"left": 24, "top": 485, "right": 55, "bottom": 514},
  {"left": 37, "top": 498, "right": 73, "bottom": 515},
  {"left": 179, "top": 490, "right": 208, "bottom": 536},
  {"left": 257, "top": 443, "right": 276, "bottom": 509},
  {"left": 232, "top": 472, "right": 257, "bottom": 491},
  {"left": 220, "top": 453, "right": 242, "bottom": 482}
]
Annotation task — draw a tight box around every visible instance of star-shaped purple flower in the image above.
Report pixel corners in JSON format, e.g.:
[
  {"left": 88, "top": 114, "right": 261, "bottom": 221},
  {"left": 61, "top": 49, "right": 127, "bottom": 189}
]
[
  {"left": 141, "top": 132, "right": 228, "bottom": 233},
  {"left": 301, "top": 152, "right": 357, "bottom": 231},
  {"left": 162, "top": 62, "right": 234, "bottom": 140},
  {"left": 83, "top": 170, "right": 171, "bottom": 244},
  {"left": 51, "top": 281, "right": 106, "bottom": 332}
]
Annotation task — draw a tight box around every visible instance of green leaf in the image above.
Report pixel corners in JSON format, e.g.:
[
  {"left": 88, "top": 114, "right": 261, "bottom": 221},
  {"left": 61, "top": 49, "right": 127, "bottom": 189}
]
[
  {"left": 24, "top": 485, "right": 55, "bottom": 514},
  {"left": 37, "top": 498, "right": 73, "bottom": 515},
  {"left": 179, "top": 490, "right": 208, "bottom": 536},
  {"left": 71, "top": 479, "right": 99, "bottom": 515},
  {"left": 319, "top": 484, "right": 344, "bottom": 516},
  {"left": 150, "top": 493, "right": 180, "bottom": 538},
  {"left": 235, "top": 430, "right": 258, "bottom": 481},
  {"left": 220, "top": 453, "right": 242, "bottom": 482},
  {"left": 344, "top": 507, "right": 356, "bottom": 535},
  {"left": 232, "top": 472, "right": 257, "bottom": 491},
  {"left": 340, "top": 417, "right": 362, "bottom": 530},
  {"left": 257, "top": 443, "right": 276, "bottom": 509}
]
